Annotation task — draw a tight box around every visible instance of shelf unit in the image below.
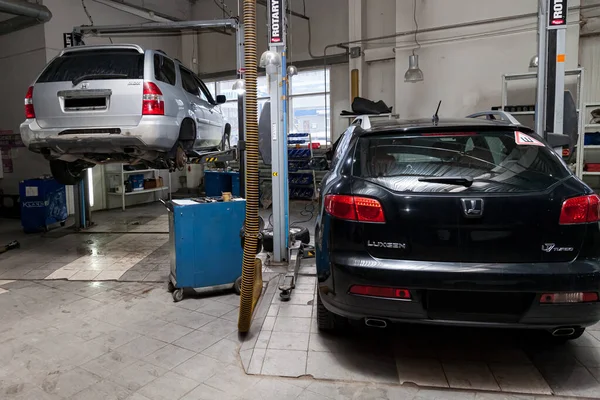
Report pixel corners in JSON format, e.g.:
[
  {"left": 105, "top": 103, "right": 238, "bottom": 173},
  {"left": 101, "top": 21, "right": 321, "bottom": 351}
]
[
  {"left": 288, "top": 133, "right": 317, "bottom": 200},
  {"left": 105, "top": 165, "right": 171, "bottom": 211},
  {"left": 577, "top": 102, "right": 600, "bottom": 183}
]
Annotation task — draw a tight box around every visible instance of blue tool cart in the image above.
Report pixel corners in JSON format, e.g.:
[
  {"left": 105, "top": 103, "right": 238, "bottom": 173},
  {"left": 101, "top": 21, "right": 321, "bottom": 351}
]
[
  {"left": 167, "top": 197, "right": 245, "bottom": 302},
  {"left": 19, "top": 178, "right": 67, "bottom": 233}
]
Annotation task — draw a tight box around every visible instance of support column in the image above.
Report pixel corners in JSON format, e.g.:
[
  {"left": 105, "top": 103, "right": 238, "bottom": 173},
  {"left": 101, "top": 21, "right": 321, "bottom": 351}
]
[
  {"left": 348, "top": 0, "right": 365, "bottom": 101},
  {"left": 267, "top": 0, "right": 289, "bottom": 263}
]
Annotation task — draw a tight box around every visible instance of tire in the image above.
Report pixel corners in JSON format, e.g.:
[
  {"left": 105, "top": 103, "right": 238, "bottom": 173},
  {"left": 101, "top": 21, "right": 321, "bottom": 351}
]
[
  {"left": 316, "top": 290, "right": 344, "bottom": 332},
  {"left": 172, "top": 289, "right": 184, "bottom": 302},
  {"left": 290, "top": 226, "right": 310, "bottom": 244},
  {"left": 234, "top": 276, "right": 242, "bottom": 295},
  {"left": 167, "top": 281, "right": 175, "bottom": 293},
  {"left": 262, "top": 228, "right": 274, "bottom": 253},
  {"left": 49, "top": 160, "right": 86, "bottom": 185}
]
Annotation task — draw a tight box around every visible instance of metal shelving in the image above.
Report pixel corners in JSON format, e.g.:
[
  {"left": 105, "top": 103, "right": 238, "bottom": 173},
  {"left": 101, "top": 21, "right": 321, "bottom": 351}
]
[
  {"left": 105, "top": 165, "right": 171, "bottom": 211},
  {"left": 577, "top": 102, "right": 600, "bottom": 181}
]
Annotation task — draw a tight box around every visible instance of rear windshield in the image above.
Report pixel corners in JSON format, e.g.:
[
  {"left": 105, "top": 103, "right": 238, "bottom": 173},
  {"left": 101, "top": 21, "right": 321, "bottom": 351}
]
[
  {"left": 352, "top": 131, "right": 571, "bottom": 193},
  {"left": 37, "top": 49, "right": 144, "bottom": 83}
]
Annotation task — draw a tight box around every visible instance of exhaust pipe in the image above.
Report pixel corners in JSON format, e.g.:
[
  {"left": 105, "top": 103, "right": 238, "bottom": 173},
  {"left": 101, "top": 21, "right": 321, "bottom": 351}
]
[
  {"left": 365, "top": 318, "right": 388, "bottom": 328},
  {"left": 552, "top": 327, "right": 576, "bottom": 337}
]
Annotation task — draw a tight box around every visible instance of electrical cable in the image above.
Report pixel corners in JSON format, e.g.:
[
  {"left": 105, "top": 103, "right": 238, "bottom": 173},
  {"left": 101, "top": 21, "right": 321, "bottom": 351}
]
[
  {"left": 81, "top": 0, "right": 113, "bottom": 43},
  {"left": 290, "top": 202, "right": 315, "bottom": 227},
  {"left": 412, "top": 0, "right": 420, "bottom": 55},
  {"left": 213, "top": 0, "right": 233, "bottom": 18}
]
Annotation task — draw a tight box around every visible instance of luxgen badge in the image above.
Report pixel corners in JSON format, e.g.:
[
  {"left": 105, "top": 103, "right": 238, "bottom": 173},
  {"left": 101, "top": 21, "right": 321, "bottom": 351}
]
[
  {"left": 269, "top": 0, "right": 284, "bottom": 45},
  {"left": 549, "top": 0, "right": 567, "bottom": 28}
]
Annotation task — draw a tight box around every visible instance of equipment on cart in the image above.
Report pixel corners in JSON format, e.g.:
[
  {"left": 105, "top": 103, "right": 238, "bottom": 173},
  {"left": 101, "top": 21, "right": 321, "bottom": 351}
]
[
  {"left": 165, "top": 197, "right": 245, "bottom": 302},
  {"left": 19, "top": 178, "right": 67, "bottom": 233}
]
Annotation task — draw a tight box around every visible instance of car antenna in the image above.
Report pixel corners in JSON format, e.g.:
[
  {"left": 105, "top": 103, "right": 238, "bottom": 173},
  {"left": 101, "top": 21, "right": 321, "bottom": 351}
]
[{"left": 432, "top": 100, "right": 442, "bottom": 124}]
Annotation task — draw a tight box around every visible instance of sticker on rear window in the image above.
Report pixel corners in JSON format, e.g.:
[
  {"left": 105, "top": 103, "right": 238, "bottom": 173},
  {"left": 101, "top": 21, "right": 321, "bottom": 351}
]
[{"left": 515, "top": 131, "right": 544, "bottom": 147}]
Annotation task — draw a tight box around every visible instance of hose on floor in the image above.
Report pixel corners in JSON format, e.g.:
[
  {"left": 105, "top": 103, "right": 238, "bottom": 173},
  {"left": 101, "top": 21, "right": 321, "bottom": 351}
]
[{"left": 238, "top": 0, "right": 262, "bottom": 333}]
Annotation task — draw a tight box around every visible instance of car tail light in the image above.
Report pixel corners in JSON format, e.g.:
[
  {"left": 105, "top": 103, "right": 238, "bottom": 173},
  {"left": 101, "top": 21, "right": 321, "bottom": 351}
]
[
  {"left": 349, "top": 285, "right": 411, "bottom": 300},
  {"left": 142, "top": 82, "right": 164, "bottom": 115},
  {"left": 324, "top": 195, "right": 385, "bottom": 223},
  {"left": 540, "top": 292, "right": 599, "bottom": 304},
  {"left": 559, "top": 194, "right": 600, "bottom": 224},
  {"left": 25, "top": 86, "right": 35, "bottom": 119}
]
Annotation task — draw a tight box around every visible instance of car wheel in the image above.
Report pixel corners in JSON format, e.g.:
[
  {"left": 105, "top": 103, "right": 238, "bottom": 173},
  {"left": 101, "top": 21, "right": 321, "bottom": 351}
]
[
  {"left": 317, "top": 290, "right": 345, "bottom": 332},
  {"left": 49, "top": 160, "right": 86, "bottom": 185},
  {"left": 290, "top": 226, "right": 310, "bottom": 245}
]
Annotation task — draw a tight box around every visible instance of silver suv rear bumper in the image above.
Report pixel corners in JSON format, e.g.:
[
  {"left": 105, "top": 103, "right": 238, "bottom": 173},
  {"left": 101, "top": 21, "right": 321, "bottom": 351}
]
[{"left": 20, "top": 116, "right": 180, "bottom": 157}]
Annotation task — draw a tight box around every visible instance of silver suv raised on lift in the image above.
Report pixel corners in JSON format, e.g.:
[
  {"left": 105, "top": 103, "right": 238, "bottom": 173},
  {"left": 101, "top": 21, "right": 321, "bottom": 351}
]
[{"left": 20, "top": 44, "right": 229, "bottom": 185}]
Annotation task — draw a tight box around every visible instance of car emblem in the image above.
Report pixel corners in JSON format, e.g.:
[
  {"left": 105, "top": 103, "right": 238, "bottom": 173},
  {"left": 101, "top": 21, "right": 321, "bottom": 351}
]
[
  {"left": 80, "top": 82, "right": 88, "bottom": 89},
  {"left": 461, "top": 198, "right": 484, "bottom": 218}
]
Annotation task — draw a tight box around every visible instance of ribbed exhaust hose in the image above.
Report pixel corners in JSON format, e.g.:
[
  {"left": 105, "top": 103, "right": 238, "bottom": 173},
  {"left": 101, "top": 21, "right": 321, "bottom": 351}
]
[{"left": 238, "top": 0, "right": 262, "bottom": 333}]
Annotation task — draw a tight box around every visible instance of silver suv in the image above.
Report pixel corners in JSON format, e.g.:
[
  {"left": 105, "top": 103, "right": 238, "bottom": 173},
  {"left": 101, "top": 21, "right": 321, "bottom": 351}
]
[{"left": 20, "top": 44, "right": 228, "bottom": 185}]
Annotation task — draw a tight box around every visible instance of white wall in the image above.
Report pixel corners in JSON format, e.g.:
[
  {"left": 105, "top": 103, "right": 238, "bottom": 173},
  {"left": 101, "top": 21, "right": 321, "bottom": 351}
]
[
  {"left": 0, "top": 24, "right": 48, "bottom": 193},
  {"left": 394, "top": 0, "right": 581, "bottom": 119}
]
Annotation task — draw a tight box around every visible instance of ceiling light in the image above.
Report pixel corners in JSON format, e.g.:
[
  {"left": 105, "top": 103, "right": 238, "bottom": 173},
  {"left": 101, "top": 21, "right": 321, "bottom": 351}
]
[
  {"left": 287, "top": 65, "right": 298, "bottom": 77},
  {"left": 404, "top": 54, "right": 424, "bottom": 83},
  {"left": 232, "top": 79, "right": 245, "bottom": 94},
  {"left": 260, "top": 50, "right": 281, "bottom": 75},
  {"left": 529, "top": 54, "right": 539, "bottom": 69}
]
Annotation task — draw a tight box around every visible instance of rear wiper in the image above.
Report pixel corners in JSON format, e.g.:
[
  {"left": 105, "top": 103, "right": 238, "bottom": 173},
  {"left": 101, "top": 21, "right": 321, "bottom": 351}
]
[
  {"left": 418, "top": 176, "right": 473, "bottom": 187},
  {"left": 72, "top": 74, "right": 128, "bottom": 86}
]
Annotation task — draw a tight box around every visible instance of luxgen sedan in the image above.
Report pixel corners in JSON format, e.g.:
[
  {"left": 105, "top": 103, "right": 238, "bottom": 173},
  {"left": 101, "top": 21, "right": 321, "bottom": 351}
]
[{"left": 315, "top": 118, "right": 600, "bottom": 341}]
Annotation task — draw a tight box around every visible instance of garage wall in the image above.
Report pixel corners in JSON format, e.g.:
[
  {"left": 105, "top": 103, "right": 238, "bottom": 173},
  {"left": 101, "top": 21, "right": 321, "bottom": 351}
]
[
  {"left": 394, "top": 0, "right": 581, "bottom": 119},
  {"left": 0, "top": 24, "right": 48, "bottom": 194}
]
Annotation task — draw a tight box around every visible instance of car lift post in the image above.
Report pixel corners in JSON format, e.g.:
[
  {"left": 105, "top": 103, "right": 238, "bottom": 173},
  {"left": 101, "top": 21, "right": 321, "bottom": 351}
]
[
  {"left": 266, "top": 0, "right": 290, "bottom": 264},
  {"left": 536, "top": 0, "right": 568, "bottom": 149}
]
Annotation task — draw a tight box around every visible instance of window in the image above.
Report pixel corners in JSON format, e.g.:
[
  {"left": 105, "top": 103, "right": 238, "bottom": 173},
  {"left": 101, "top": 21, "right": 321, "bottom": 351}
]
[
  {"left": 179, "top": 67, "right": 199, "bottom": 96},
  {"left": 352, "top": 131, "right": 570, "bottom": 193},
  {"left": 154, "top": 54, "right": 176, "bottom": 85},
  {"left": 38, "top": 49, "right": 144, "bottom": 83},
  {"left": 193, "top": 75, "right": 214, "bottom": 104},
  {"left": 208, "top": 68, "right": 331, "bottom": 147}
]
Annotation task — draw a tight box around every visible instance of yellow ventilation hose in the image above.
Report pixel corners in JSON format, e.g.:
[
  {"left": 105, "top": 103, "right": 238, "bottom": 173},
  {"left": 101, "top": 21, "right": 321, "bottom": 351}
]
[{"left": 238, "top": 0, "right": 262, "bottom": 333}]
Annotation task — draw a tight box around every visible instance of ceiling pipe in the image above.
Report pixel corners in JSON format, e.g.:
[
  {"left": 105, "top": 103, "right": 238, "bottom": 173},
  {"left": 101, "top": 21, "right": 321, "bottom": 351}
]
[{"left": 0, "top": 0, "right": 52, "bottom": 35}]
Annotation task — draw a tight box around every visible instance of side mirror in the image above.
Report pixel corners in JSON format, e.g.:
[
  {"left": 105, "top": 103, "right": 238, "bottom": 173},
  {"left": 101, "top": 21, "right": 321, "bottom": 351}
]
[{"left": 216, "top": 95, "right": 226, "bottom": 104}]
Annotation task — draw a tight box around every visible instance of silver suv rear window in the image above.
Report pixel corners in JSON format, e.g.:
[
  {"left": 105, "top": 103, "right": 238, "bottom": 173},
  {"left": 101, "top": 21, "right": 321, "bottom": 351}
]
[
  {"left": 352, "top": 131, "right": 571, "bottom": 193},
  {"left": 37, "top": 49, "right": 144, "bottom": 83}
]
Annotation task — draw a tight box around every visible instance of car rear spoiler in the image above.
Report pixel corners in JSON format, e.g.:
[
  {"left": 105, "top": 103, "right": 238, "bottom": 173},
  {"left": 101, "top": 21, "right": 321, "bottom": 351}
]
[
  {"left": 465, "top": 111, "right": 521, "bottom": 125},
  {"left": 59, "top": 44, "right": 144, "bottom": 56}
]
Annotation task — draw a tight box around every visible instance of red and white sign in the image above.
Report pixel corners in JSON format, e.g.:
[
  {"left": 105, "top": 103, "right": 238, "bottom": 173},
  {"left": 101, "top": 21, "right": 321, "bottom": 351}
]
[{"left": 515, "top": 131, "right": 544, "bottom": 147}]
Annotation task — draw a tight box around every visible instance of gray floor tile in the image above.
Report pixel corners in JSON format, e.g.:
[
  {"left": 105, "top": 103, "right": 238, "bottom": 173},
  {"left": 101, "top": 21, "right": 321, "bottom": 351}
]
[
  {"left": 277, "top": 304, "right": 313, "bottom": 318},
  {"left": 247, "top": 348, "right": 267, "bottom": 374},
  {"left": 262, "top": 349, "right": 307, "bottom": 377},
  {"left": 172, "top": 331, "right": 222, "bottom": 353},
  {"left": 443, "top": 361, "right": 500, "bottom": 391},
  {"left": 201, "top": 338, "right": 240, "bottom": 365},
  {"left": 107, "top": 360, "right": 167, "bottom": 392},
  {"left": 268, "top": 331, "right": 310, "bottom": 351},
  {"left": 273, "top": 317, "right": 311, "bottom": 333},
  {"left": 262, "top": 316, "right": 276, "bottom": 331},
  {"left": 238, "top": 377, "right": 304, "bottom": 400},
  {"left": 143, "top": 344, "right": 196, "bottom": 370},
  {"left": 81, "top": 350, "right": 138, "bottom": 378},
  {"left": 196, "top": 300, "right": 237, "bottom": 317},
  {"left": 572, "top": 345, "right": 600, "bottom": 368},
  {"left": 180, "top": 383, "right": 234, "bottom": 400},
  {"left": 143, "top": 322, "right": 193, "bottom": 344},
  {"left": 203, "top": 364, "right": 259, "bottom": 396},
  {"left": 538, "top": 364, "right": 600, "bottom": 397},
  {"left": 255, "top": 330, "right": 272, "bottom": 349},
  {"left": 70, "top": 379, "right": 133, "bottom": 400},
  {"left": 307, "top": 350, "right": 398, "bottom": 383},
  {"left": 116, "top": 336, "right": 168, "bottom": 358},
  {"left": 173, "top": 353, "right": 229, "bottom": 383},
  {"left": 39, "top": 367, "right": 101, "bottom": 398},
  {"left": 138, "top": 371, "right": 199, "bottom": 400},
  {"left": 395, "top": 357, "right": 449, "bottom": 388},
  {"left": 489, "top": 363, "right": 552, "bottom": 395},
  {"left": 197, "top": 318, "right": 237, "bottom": 337}
]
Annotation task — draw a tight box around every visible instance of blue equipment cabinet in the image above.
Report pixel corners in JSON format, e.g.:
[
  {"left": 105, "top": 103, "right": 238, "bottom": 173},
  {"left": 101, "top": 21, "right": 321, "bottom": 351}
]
[
  {"left": 19, "top": 178, "right": 68, "bottom": 233},
  {"left": 167, "top": 198, "right": 245, "bottom": 302}
]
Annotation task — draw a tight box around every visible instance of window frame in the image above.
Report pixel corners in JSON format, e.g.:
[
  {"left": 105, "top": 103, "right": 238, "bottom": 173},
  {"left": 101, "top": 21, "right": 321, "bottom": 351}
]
[{"left": 153, "top": 54, "right": 176, "bottom": 86}]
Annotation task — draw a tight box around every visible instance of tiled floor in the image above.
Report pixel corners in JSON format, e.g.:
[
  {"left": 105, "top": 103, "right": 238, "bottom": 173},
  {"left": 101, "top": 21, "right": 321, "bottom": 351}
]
[{"left": 1, "top": 201, "right": 600, "bottom": 399}]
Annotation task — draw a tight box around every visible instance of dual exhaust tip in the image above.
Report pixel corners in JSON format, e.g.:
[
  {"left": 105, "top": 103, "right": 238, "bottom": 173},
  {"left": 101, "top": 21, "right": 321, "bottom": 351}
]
[{"left": 365, "top": 320, "right": 579, "bottom": 337}]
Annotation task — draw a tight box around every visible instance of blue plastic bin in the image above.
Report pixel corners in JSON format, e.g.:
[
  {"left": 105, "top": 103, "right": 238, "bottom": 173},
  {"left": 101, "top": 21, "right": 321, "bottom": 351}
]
[{"left": 19, "top": 178, "right": 67, "bottom": 233}]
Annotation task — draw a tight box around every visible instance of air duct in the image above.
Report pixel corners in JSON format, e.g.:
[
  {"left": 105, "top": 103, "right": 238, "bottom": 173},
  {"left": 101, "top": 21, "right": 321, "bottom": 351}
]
[{"left": 0, "top": 0, "right": 52, "bottom": 36}]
